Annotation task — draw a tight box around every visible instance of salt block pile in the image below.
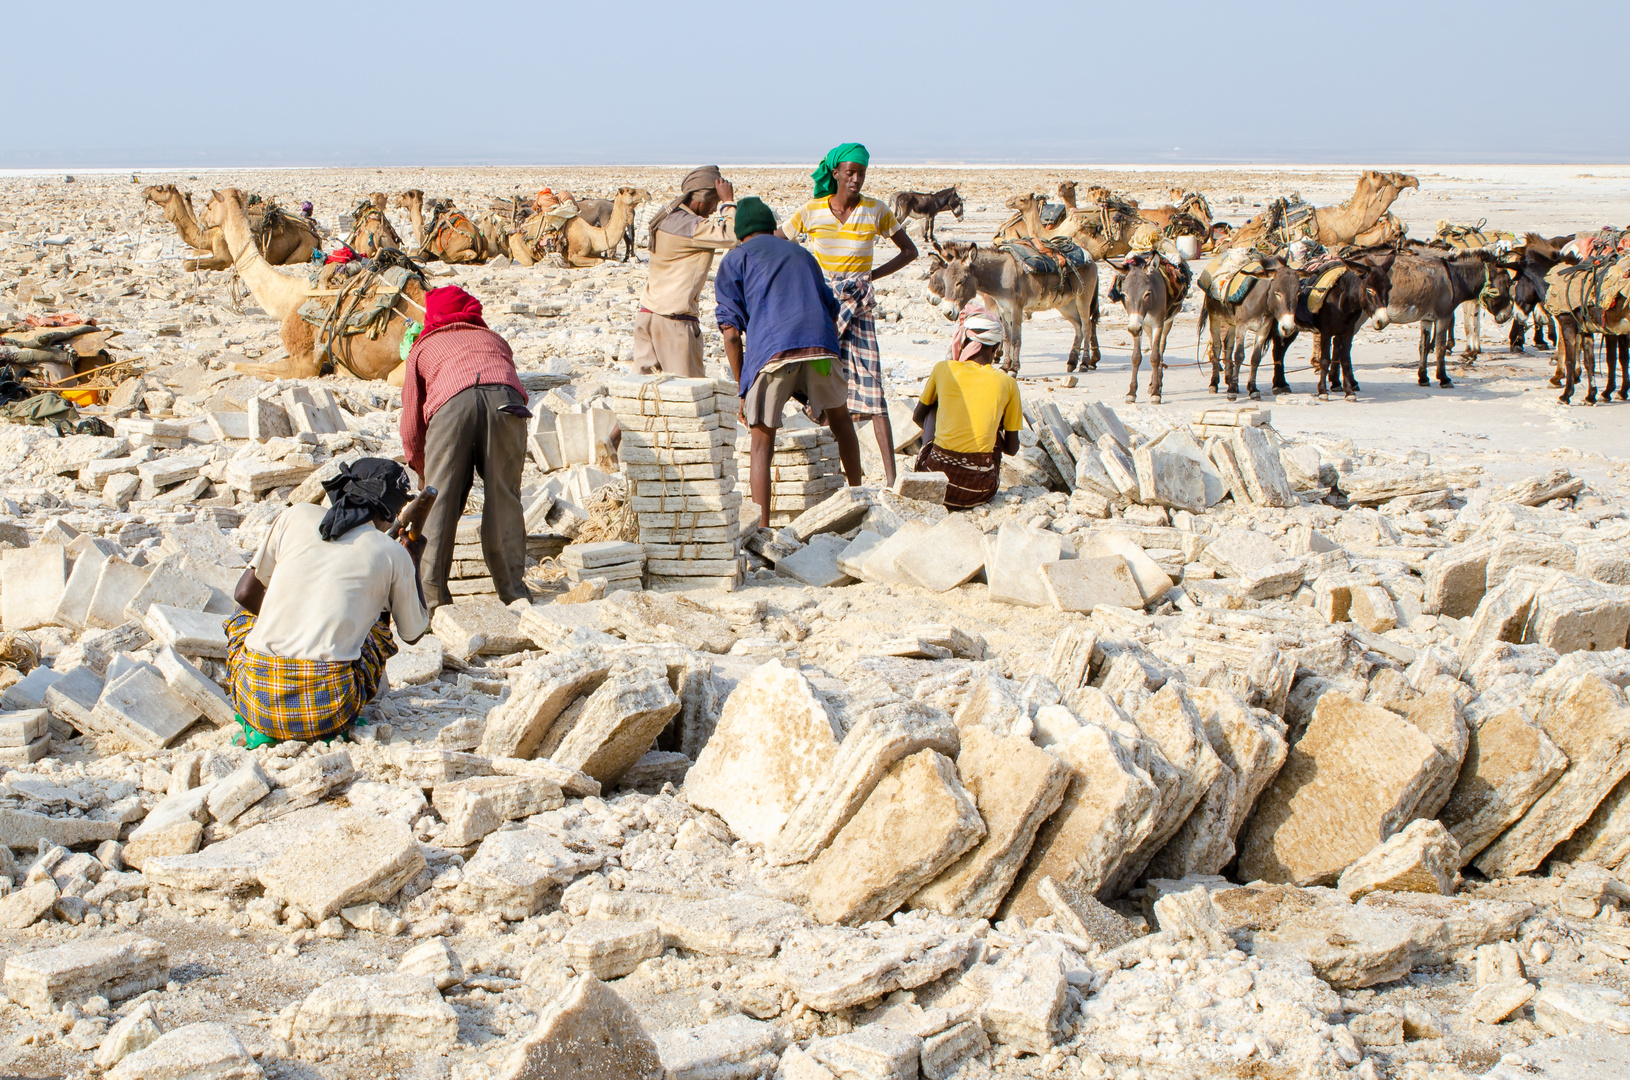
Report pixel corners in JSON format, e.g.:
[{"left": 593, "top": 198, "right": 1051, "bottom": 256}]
[
  {"left": 735, "top": 423, "right": 843, "bottom": 528},
  {"left": 523, "top": 385, "right": 617, "bottom": 474},
  {"left": 610, "top": 375, "right": 744, "bottom": 591},
  {"left": 445, "top": 516, "right": 499, "bottom": 600},
  {"left": 559, "top": 540, "right": 645, "bottom": 591}
]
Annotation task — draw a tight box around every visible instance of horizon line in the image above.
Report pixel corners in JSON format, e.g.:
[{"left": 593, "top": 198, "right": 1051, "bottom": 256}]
[{"left": 5, "top": 161, "right": 1628, "bottom": 177}]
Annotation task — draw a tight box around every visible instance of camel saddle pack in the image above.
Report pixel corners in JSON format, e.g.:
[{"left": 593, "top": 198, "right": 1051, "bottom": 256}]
[
  {"left": 517, "top": 200, "right": 581, "bottom": 261},
  {"left": 424, "top": 201, "right": 477, "bottom": 251},
  {"left": 1159, "top": 211, "right": 1209, "bottom": 239},
  {"left": 1038, "top": 201, "right": 1069, "bottom": 228},
  {"left": 1544, "top": 255, "right": 1630, "bottom": 331},
  {"left": 246, "top": 200, "right": 306, "bottom": 254},
  {"left": 345, "top": 201, "right": 398, "bottom": 250},
  {"left": 1262, "top": 194, "right": 1318, "bottom": 246},
  {"left": 998, "top": 237, "right": 1091, "bottom": 281},
  {"left": 298, "top": 252, "right": 425, "bottom": 375},
  {"left": 1565, "top": 229, "right": 1630, "bottom": 262},
  {"left": 1436, "top": 219, "right": 1515, "bottom": 252},
  {"left": 1087, "top": 195, "right": 1142, "bottom": 240}
]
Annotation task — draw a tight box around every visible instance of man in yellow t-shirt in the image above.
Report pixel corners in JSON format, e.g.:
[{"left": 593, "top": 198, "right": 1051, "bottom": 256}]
[
  {"left": 912, "top": 303, "right": 1021, "bottom": 508},
  {"left": 780, "top": 143, "right": 917, "bottom": 486}
]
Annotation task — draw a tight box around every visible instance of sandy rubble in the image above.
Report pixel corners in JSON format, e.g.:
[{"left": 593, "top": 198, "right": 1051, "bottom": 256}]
[{"left": 0, "top": 166, "right": 1628, "bottom": 1080}]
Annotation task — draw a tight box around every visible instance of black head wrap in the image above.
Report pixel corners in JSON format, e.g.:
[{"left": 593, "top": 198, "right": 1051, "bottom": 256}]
[{"left": 319, "top": 457, "right": 412, "bottom": 541}]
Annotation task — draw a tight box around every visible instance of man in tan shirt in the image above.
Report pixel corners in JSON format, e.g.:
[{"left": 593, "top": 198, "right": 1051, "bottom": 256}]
[{"left": 635, "top": 166, "right": 737, "bottom": 377}]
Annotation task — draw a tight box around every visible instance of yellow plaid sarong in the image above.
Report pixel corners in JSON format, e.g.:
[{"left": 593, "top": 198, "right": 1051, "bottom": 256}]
[{"left": 225, "top": 610, "right": 396, "bottom": 741}]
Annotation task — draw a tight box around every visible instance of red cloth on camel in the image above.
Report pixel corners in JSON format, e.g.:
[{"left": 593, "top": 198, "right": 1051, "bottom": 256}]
[
  {"left": 324, "top": 246, "right": 357, "bottom": 265},
  {"left": 422, "top": 286, "right": 488, "bottom": 333}
]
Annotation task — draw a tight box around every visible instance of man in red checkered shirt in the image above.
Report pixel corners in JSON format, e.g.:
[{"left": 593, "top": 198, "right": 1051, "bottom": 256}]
[{"left": 400, "top": 285, "right": 531, "bottom": 615}]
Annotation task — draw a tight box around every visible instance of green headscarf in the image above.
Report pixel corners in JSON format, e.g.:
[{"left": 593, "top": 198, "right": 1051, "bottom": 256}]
[
  {"left": 813, "top": 143, "right": 870, "bottom": 198},
  {"left": 734, "top": 197, "right": 777, "bottom": 240}
]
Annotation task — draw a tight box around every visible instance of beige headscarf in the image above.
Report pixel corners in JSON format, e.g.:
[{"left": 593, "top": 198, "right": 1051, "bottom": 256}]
[
  {"left": 950, "top": 301, "right": 1003, "bottom": 362},
  {"left": 647, "top": 166, "right": 722, "bottom": 246}
]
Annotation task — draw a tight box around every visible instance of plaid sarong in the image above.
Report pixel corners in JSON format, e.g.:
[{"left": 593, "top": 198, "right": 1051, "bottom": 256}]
[
  {"left": 915, "top": 443, "right": 1000, "bottom": 508},
  {"left": 225, "top": 610, "right": 396, "bottom": 741},
  {"left": 829, "top": 272, "right": 886, "bottom": 418}
]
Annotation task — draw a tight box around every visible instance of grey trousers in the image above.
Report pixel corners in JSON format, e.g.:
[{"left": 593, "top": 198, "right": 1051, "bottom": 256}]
[{"left": 421, "top": 384, "right": 531, "bottom": 610}]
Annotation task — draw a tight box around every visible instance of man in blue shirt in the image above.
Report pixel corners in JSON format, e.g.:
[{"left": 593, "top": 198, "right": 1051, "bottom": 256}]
[{"left": 715, "top": 197, "right": 862, "bottom": 528}]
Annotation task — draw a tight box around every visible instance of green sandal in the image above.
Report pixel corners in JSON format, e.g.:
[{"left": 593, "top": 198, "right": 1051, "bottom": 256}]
[{"left": 233, "top": 714, "right": 277, "bottom": 750}]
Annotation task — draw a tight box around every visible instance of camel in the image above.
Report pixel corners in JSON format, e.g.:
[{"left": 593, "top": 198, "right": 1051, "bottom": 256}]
[
  {"left": 1227, "top": 171, "right": 1419, "bottom": 250},
  {"left": 143, "top": 184, "right": 320, "bottom": 270},
  {"left": 472, "top": 198, "right": 530, "bottom": 262},
  {"left": 1108, "top": 253, "right": 1191, "bottom": 403},
  {"left": 395, "top": 190, "right": 488, "bottom": 264},
  {"left": 347, "top": 192, "right": 404, "bottom": 256},
  {"left": 574, "top": 189, "right": 649, "bottom": 261},
  {"left": 143, "top": 184, "right": 213, "bottom": 258},
  {"left": 200, "top": 188, "right": 424, "bottom": 384},
  {"left": 993, "top": 182, "right": 1079, "bottom": 239},
  {"left": 991, "top": 187, "right": 1147, "bottom": 260},
  {"left": 926, "top": 240, "right": 1099, "bottom": 375},
  {"left": 1196, "top": 258, "right": 1300, "bottom": 400},
  {"left": 397, "top": 190, "right": 428, "bottom": 251},
  {"left": 1139, "top": 189, "right": 1215, "bottom": 247},
  {"left": 1375, "top": 249, "right": 1513, "bottom": 388},
  {"left": 511, "top": 187, "right": 644, "bottom": 268}
]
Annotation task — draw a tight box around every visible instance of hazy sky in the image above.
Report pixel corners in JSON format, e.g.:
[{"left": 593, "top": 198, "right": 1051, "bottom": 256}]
[{"left": 8, "top": 0, "right": 1625, "bottom": 168}]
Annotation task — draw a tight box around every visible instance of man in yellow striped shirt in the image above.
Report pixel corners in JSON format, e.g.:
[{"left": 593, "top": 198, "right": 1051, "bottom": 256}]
[{"left": 780, "top": 143, "right": 917, "bottom": 486}]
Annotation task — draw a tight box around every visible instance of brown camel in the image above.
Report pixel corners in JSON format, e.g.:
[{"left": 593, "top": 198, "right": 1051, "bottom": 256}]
[
  {"left": 397, "top": 189, "right": 428, "bottom": 251},
  {"left": 574, "top": 188, "right": 649, "bottom": 261},
  {"left": 396, "top": 190, "right": 488, "bottom": 263},
  {"left": 143, "top": 184, "right": 320, "bottom": 270},
  {"left": 200, "top": 189, "right": 423, "bottom": 384},
  {"left": 1227, "top": 171, "right": 1418, "bottom": 250},
  {"left": 1138, "top": 189, "right": 1214, "bottom": 245},
  {"left": 143, "top": 184, "right": 213, "bottom": 255},
  {"left": 994, "top": 183, "right": 1081, "bottom": 242},
  {"left": 347, "top": 192, "right": 404, "bottom": 256},
  {"left": 511, "top": 187, "right": 644, "bottom": 268},
  {"left": 994, "top": 190, "right": 1144, "bottom": 261}
]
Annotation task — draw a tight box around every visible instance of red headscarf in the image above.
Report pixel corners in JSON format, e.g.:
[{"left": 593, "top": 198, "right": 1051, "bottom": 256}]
[{"left": 422, "top": 285, "right": 487, "bottom": 333}]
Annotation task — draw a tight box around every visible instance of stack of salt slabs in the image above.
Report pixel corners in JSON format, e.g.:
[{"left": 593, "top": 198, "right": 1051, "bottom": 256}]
[
  {"left": 734, "top": 426, "right": 842, "bottom": 527},
  {"left": 559, "top": 541, "right": 644, "bottom": 591},
  {"left": 609, "top": 375, "right": 743, "bottom": 591},
  {"left": 446, "top": 516, "right": 498, "bottom": 600}
]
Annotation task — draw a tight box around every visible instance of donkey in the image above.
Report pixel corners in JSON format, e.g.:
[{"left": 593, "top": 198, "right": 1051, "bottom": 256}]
[
  {"left": 1197, "top": 258, "right": 1300, "bottom": 401},
  {"left": 1271, "top": 251, "right": 1396, "bottom": 400},
  {"left": 1108, "top": 253, "right": 1190, "bottom": 403},
  {"left": 1549, "top": 265, "right": 1630, "bottom": 405},
  {"left": 926, "top": 240, "right": 1099, "bottom": 375},
  {"left": 1508, "top": 233, "right": 1572, "bottom": 356},
  {"left": 1554, "top": 313, "right": 1630, "bottom": 405},
  {"left": 1375, "top": 249, "right": 1513, "bottom": 387},
  {"left": 891, "top": 187, "right": 964, "bottom": 246}
]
